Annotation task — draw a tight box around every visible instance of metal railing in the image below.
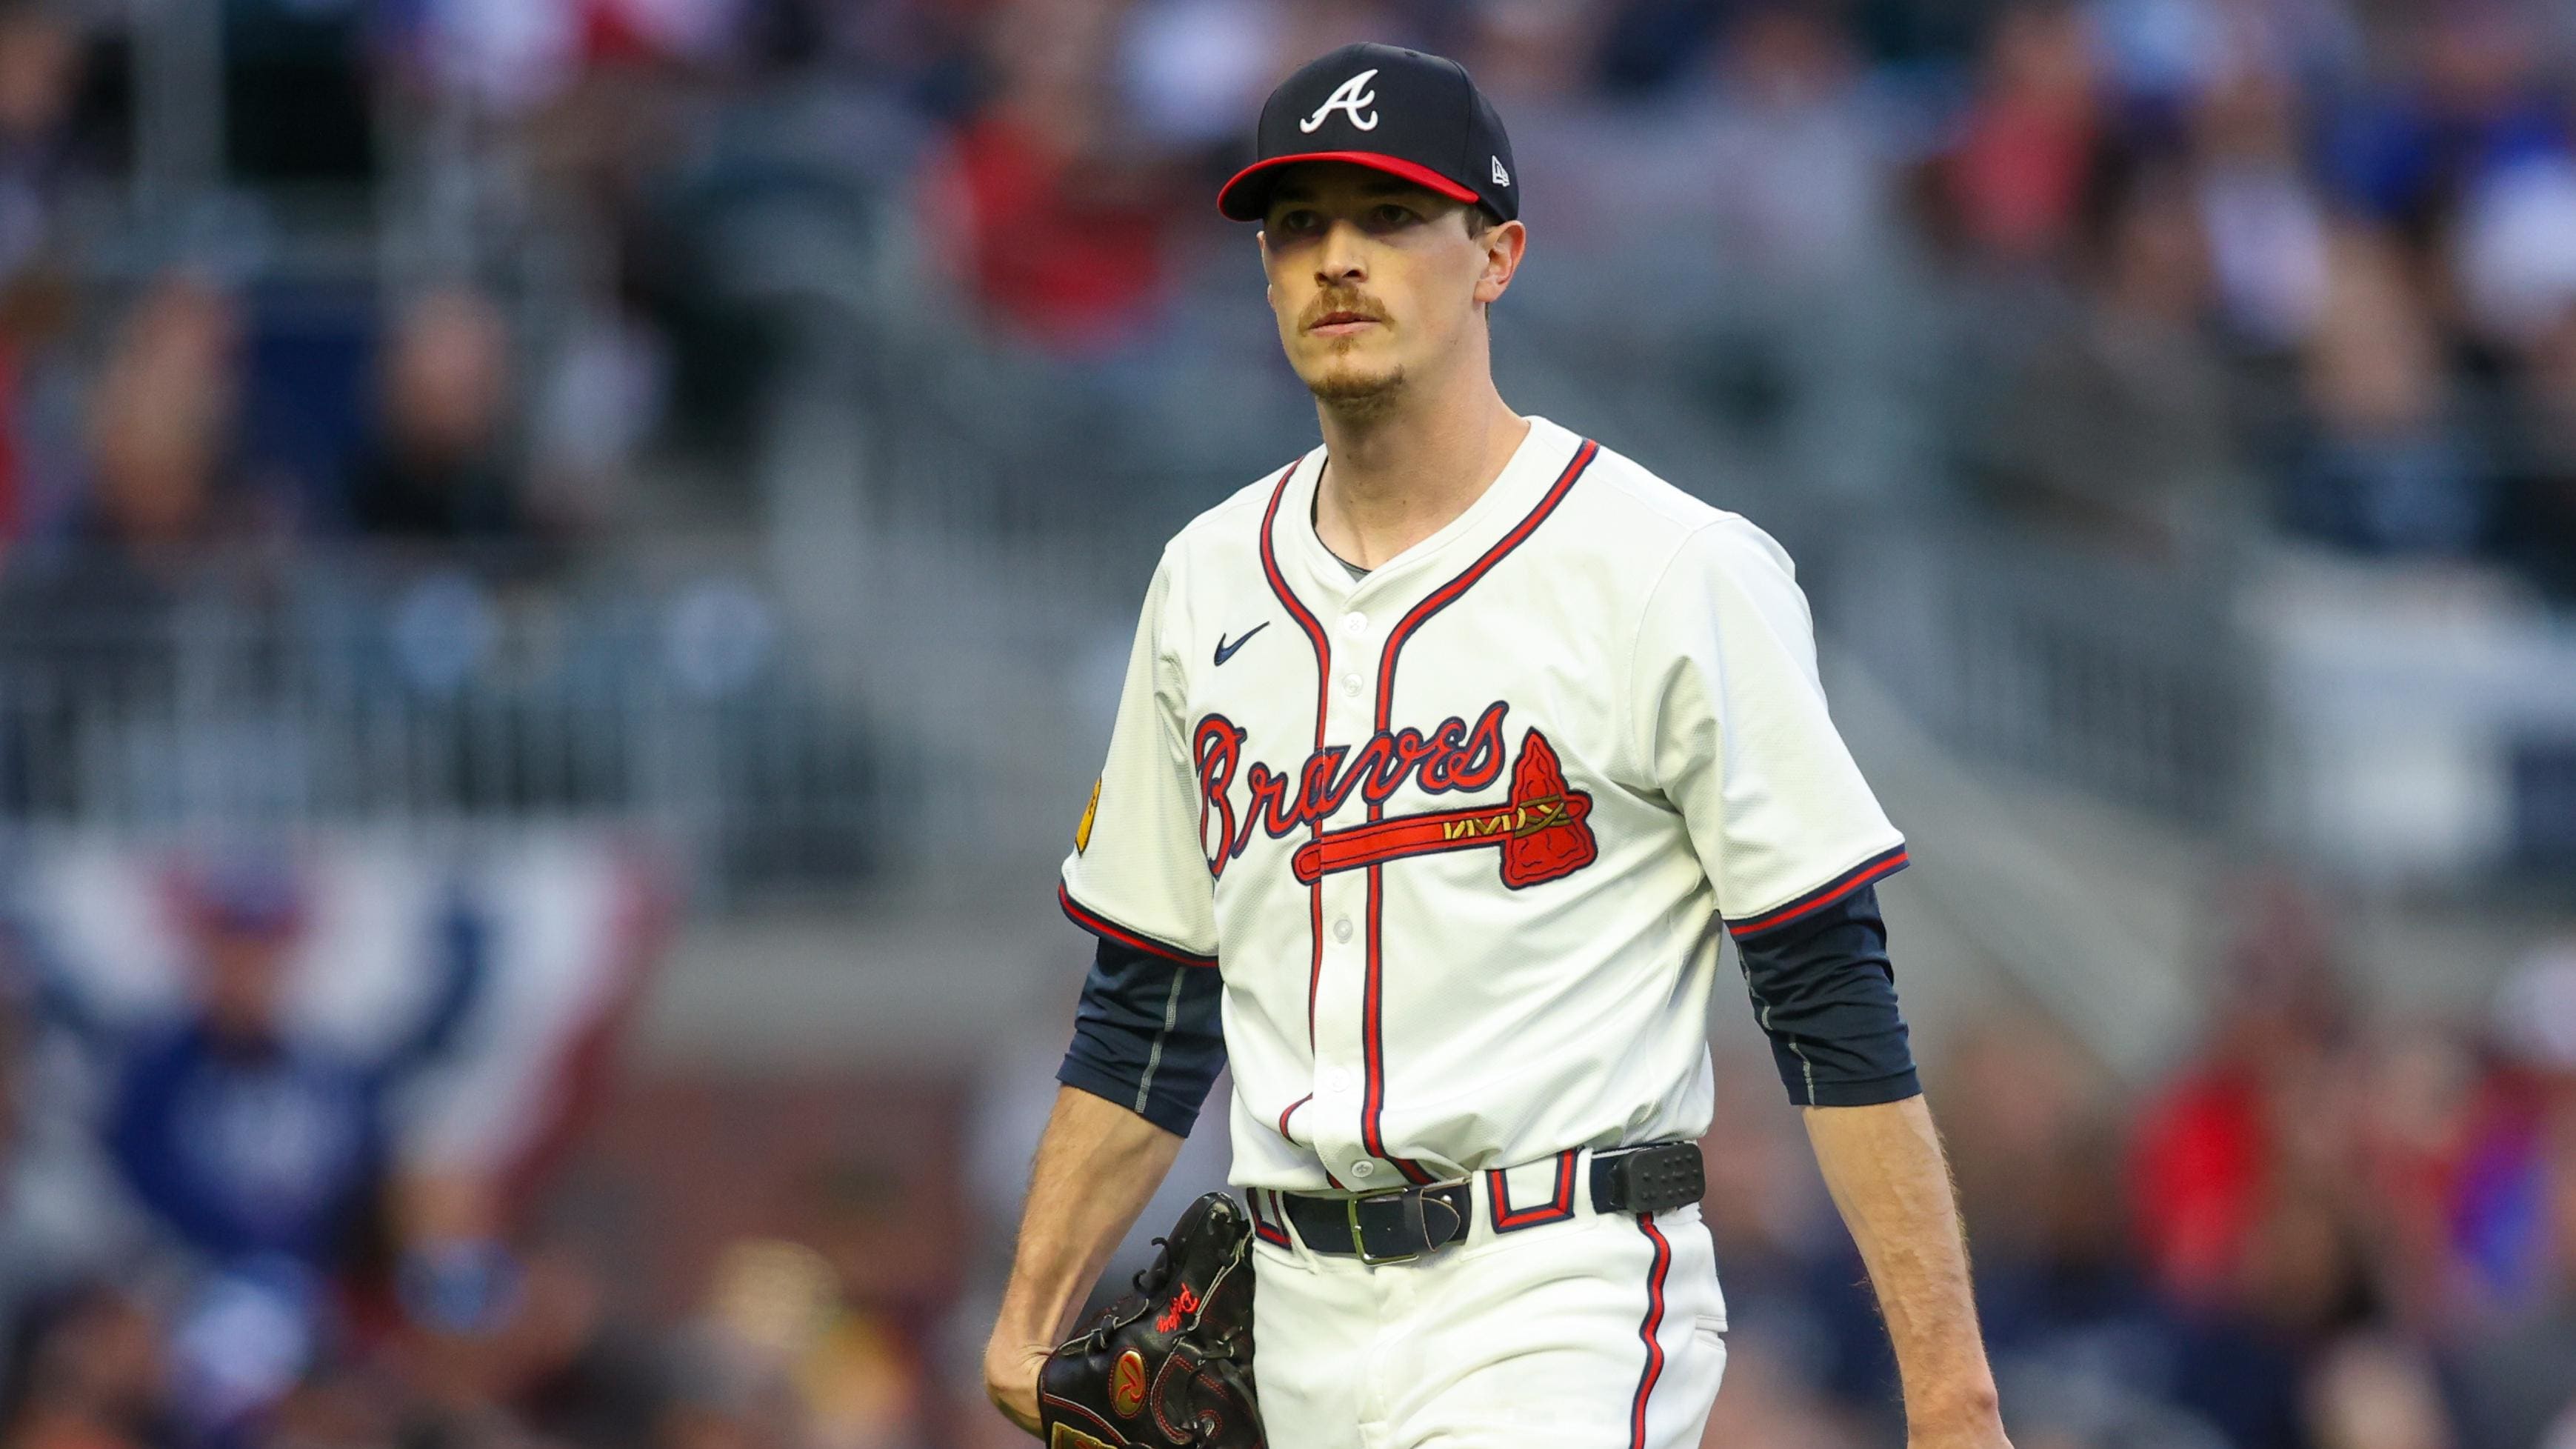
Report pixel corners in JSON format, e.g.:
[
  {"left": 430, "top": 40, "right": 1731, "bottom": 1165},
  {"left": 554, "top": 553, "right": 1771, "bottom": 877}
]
[
  {"left": 1823, "top": 516, "right": 2253, "bottom": 828},
  {"left": 0, "top": 550, "right": 899, "bottom": 905}
]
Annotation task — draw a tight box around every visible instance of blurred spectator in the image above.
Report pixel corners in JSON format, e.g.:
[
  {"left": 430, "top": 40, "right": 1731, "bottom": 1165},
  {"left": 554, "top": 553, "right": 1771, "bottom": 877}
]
[
  {"left": 2283, "top": 226, "right": 2490, "bottom": 555},
  {"left": 2453, "top": 157, "right": 2576, "bottom": 356},
  {"left": 349, "top": 287, "right": 528, "bottom": 545},
  {"left": 1118, "top": 0, "right": 1281, "bottom": 156},
  {"left": 2089, "top": 0, "right": 2362, "bottom": 118},
  {"left": 2452, "top": 950, "right": 2576, "bottom": 1313},
  {"left": 86, "top": 273, "right": 241, "bottom": 544},
  {"left": 1700, "top": 3, "right": 1898, "bottom": 290},
  {"left": 47, "top": 856, "right": 487, "bottom": 1272},
  {"left": 1938, "top": 1, "right": 2103, "bottom": 268},
  {"left": 16, "top": 852, "right": 493, "bottom": 1433},
  {"left": 0, "top": 0, "right": 84, "bottom": 547},
  {"left": 2307, "top": 1335, "right": 2456, "bottom": 1449},
  {"left": 0, "top": 1, "right": 79, "bottom": 266},
  {"left": 1975, "top": 143, "right": 2246, "bottom": 547},
  {"left": 918, "top": 0, "right": 1181, "bottom": 353},
  {"left": 2132, "top": 882, "right": 2351, "bottom": 1305},
  {"left": 527, "top": 304, "right": 666, "bottom": 538},
  {"left": 2460, "top": 163, "right": 2576, "bottom": 597},
  {"left": 2326, "top": 3, "right": 2567, "bottom": 251},
  {"left": 2449, "top": 1106, "right": 2576, "bottom": 1449},
  {"left": 0, "top": 275, "right": 250, "bottom": 640},
  {"left": 0, "top": 1281, "right": 170, "bottom": 1449},
  {"left": 2192, "top": 68, "right": 2330, "bottom": 353},
  {"left": 84, "top": 279, "right": 244, "bottom": 558},
  {"left": 1943, "top": 1018, "right": 2297, "bottom": 1449}
]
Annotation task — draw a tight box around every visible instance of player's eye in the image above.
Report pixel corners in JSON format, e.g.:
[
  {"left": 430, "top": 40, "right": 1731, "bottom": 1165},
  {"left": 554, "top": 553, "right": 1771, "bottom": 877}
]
[
  {"left": 1367, "top": 204, "right": 1418, "bottom": 230},
  {"left": 1273, "top": 207, "right": 1324, "bottom": 235}
]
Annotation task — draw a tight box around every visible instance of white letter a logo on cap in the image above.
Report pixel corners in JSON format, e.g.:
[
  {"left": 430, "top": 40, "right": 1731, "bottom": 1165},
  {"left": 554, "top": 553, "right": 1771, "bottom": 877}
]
[{"left": 1300, "top": 69, "right": 1381, "bottom": 133}]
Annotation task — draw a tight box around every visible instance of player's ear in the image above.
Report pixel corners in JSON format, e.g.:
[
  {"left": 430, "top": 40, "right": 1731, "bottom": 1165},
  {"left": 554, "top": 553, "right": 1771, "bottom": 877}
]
[{"left": 1472, "top": 219, "right": 1526, "bottom": 307}]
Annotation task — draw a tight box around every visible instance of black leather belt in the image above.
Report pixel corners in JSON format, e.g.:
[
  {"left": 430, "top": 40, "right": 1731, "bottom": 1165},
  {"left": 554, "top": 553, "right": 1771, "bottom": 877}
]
[
  {"left": 1279, "top": 1142, "right": 1704, "bottom": 1263},
  {"left": 1280, "top": 1182, "right": 1472, "bottom": 1264}
]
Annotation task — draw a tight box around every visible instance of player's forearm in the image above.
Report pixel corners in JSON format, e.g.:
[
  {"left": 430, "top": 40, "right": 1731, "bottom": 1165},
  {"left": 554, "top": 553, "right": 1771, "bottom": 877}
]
[
  {"left": 992, "top": 1084, "right": 1188, "bottom": 1350},
  {"left": 1801, "top": 1096, "right": 2005, "bottom": 1442}
]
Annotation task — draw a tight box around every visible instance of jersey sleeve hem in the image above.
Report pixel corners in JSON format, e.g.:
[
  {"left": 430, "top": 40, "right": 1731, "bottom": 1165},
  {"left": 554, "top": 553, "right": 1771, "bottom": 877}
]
[
  {"left": 1054, "top": 1062, "right": 1198, "bottom": 1136},
  {"left": 1726, "top": 844, "right": 1909, "bottom": 940},
  {"left": 1056, "top": 883, "right": 1219, "bottom": 967},
  {"left": 1793, "top": 1068, "right": 1923, "bottom": 1107}
]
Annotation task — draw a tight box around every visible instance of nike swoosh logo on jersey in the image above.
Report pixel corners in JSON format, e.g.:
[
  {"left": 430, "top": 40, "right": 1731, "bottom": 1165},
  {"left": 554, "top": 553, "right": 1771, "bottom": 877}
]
[{"left": 1212, "top": 623, "right": 1269, "bottom": 665}]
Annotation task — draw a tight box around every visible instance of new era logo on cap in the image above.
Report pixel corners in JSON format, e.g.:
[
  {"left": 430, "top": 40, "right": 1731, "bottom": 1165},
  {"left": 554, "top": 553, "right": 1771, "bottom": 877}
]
[{"left": 1218, "top": 42, "right": 1520, "bottom": 224}]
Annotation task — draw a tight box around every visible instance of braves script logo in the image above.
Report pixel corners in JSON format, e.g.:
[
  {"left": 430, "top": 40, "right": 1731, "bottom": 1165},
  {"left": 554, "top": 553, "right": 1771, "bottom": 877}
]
[
  {"left": 1298, "top": 68, "right": 1381, "bottom": 133},
  {"left": 1194, "top": 702, "right": 1598, "bottom": 890}
]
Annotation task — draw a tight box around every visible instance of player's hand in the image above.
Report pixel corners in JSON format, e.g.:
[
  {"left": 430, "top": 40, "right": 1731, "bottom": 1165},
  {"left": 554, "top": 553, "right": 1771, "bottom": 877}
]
[{"left": 981, "top": 1333, "right": 1049, "bottom": 1436}]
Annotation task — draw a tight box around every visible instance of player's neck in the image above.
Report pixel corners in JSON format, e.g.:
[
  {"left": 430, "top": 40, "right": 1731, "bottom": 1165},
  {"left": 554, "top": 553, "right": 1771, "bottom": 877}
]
[{"left": 1312, "top": 379, "right": 1526, "bottom": 571}]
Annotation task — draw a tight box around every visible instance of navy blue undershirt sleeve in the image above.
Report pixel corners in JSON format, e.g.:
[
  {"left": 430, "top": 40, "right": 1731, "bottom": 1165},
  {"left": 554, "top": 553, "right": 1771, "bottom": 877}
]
[
  {"left": 1058, "top": 938, "right": 1227, "bottom": 1136},
  {"left": 1733, "top": 884, "right": 1921, "bottom": 1107}
]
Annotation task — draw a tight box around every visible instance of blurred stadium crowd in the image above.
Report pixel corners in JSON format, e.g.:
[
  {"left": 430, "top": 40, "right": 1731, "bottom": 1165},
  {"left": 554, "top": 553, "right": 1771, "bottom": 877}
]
[
  {"left": 0, "top": 0, "right": 2557, "bottom": 1448},
  {"left": 1703, "top": 892, "right": 2576, "bottom": 1449}
]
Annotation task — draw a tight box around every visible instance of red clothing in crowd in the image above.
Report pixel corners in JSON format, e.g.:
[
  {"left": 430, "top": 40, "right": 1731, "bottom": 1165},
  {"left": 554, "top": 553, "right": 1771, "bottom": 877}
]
[{"left": 927, "top": 115, "right": 1172, "bottom": 351}]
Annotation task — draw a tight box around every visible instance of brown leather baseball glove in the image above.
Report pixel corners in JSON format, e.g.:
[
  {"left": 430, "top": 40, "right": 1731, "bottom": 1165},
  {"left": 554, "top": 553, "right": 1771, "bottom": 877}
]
[{"left": 1038, "top": 1192, "right": 1265, "bottom": 1448}]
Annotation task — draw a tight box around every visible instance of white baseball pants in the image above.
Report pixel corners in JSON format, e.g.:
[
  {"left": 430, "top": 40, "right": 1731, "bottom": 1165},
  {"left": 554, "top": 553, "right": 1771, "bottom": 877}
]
[{"left": 1244, "top": 1168, "right": 1726, "bottom": 1448}]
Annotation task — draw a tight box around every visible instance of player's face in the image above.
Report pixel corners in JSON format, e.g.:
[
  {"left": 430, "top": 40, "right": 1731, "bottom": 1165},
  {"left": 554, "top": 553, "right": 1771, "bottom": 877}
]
[{"left": 1257, "top": 165, "right": 1521, "bottom": 416}]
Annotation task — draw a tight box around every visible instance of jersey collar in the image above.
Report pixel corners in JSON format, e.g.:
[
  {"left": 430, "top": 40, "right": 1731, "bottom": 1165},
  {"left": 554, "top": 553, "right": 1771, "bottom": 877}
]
[{"left": 1275, "top": 416, "right": 1582, "bottom": 608}]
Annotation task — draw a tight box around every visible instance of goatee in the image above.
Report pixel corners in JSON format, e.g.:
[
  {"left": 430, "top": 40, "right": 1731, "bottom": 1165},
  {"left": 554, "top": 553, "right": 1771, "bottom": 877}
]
[{"left": 1310, "top": 364, "right": 1407, "bottom": 424}]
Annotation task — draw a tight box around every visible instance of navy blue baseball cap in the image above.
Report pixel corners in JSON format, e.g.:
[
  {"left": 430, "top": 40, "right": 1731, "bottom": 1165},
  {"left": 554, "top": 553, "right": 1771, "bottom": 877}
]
[{"left": 1218, "top": 43, "right": 1519, "bottom": 224}]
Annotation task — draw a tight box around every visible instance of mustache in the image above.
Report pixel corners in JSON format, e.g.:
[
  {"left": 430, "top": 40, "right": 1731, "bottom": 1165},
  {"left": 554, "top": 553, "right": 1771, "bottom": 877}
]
[{"left": 1300, "top": 292, "right": 1389, "bottom": 330}]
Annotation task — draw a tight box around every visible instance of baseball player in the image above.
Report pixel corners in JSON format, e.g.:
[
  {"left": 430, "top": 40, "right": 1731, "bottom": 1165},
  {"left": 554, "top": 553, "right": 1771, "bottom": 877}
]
[{"left": 987, "top": 41, "right": 2010, "bottom": 1449}]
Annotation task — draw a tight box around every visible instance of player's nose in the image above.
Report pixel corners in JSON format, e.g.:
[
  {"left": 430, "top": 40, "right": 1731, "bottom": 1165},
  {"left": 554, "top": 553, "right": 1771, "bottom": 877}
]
[{"left": 1312, "top": 219, "right": 1369, "bottom": 284}]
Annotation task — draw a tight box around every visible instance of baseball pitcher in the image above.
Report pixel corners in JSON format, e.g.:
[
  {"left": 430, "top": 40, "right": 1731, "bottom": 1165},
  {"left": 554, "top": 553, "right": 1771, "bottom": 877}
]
[{"left": 984, "top": 41, "right": 2012, "bottom": 1449}]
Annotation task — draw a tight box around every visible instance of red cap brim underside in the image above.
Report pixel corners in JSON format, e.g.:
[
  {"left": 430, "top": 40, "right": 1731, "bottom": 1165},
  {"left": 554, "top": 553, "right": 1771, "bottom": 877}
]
[{"left": 1216, "top": 151, "right": 1482, "bottom": 221}]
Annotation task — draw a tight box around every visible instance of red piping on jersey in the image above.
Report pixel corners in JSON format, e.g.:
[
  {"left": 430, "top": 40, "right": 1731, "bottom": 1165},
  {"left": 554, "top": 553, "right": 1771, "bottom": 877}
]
[
  {"left": 1257, "top": 460, "right": 1331, "bottom": 1053},
  {"left": 1273, "top": 1095, "right": 1344, "bottom": 1190},
  {"left": 1487, "top": 1148, "right": 1581, "bottom": 1232},
  {"left": 1258, "top": 459, "right": 1347, "bottom": 1192},
  {"left": 1057, "top": 884, "right": 1218, "bottom": 967},
  {"left": 1361, "top": 438, "right": 1600, "bottom": 1185},
  {"left": 1630, "top": 1212, "right": 1673, "bottom": 1449},
  {"left": 1247, "top": 1189, "right": 1290, "bottom": 1247},
  {"left": 1728, "top": 844, "right": 1910, "bottom": 938}
]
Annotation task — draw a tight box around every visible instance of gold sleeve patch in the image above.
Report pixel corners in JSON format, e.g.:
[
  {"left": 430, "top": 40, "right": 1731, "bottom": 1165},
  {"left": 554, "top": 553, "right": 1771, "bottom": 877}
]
[{"left": 1075, "top": 778, "right": 1101, "bottom": 853}]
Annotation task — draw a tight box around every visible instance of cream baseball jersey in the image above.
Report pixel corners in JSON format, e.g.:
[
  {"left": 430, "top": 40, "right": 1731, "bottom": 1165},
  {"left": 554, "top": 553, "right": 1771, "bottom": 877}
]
[{"left": 1059, "top": 416, "right": 1907, "bottom": 1190}]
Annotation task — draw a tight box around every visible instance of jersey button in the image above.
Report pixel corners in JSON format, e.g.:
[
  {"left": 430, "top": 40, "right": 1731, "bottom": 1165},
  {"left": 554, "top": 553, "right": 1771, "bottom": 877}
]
[
  {"left": 1332, "top": 916, "right": 1353, "bottom": 943},
  {"left": 1340, "top": 673, "right": 1363, "bottom": 697},
  {"left": 1341, "top": 612, "right": 1367, "bottom": 638},
  {"left": 1323, "top": 1067, "right": 1354, "bottom": 1094},
  {"left": 1348, "top": 1161, "right": 1375, "bottom": 1179}
]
